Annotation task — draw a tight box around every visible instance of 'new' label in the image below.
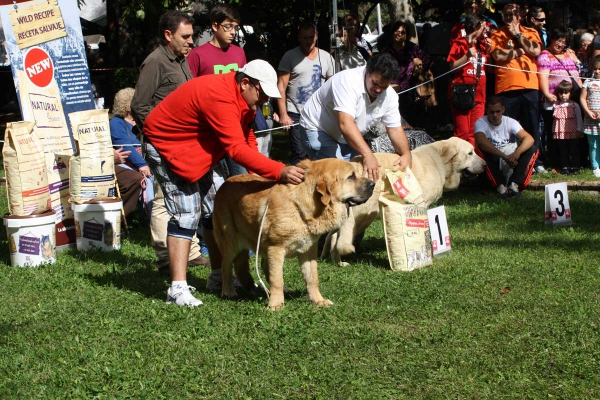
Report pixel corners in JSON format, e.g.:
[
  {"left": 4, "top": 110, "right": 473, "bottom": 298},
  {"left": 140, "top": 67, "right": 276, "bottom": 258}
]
[{"left": 24, "top": 47, "right": 53, "bottom": 87}]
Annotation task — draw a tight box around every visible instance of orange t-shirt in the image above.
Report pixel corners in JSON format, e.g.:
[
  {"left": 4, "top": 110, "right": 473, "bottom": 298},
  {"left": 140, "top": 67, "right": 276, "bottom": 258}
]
[{"left": 490, "top": 26, "right": 542, "bottom": 93}]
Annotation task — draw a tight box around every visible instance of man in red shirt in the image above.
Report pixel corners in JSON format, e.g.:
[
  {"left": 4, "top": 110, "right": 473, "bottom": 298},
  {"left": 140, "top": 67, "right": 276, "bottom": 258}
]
[{"left": 144, "top": 60, "right": 305, "bottom": 307}]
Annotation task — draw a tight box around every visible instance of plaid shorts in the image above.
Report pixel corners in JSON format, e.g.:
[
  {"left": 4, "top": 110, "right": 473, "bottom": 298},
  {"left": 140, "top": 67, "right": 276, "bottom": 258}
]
[{"left": 143, "top": 141, "right": 212, "bottom": 230}]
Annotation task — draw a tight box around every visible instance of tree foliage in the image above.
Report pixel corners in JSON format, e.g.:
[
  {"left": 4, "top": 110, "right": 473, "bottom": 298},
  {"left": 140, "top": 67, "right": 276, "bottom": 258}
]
[{"left": 102, "top": 0, "right": 600, "bottom": 68}]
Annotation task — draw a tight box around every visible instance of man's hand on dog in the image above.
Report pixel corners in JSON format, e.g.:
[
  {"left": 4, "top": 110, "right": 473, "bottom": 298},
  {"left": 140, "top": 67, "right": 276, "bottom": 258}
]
[
  {"left": 280, "top": 165, "right": 305, "bottom": 184},
  {"left": 362, "top": 153, "right": 381, "bottom": 181},
  {"left": 393, "top": 153, "right": 412, "bottom": 171}
]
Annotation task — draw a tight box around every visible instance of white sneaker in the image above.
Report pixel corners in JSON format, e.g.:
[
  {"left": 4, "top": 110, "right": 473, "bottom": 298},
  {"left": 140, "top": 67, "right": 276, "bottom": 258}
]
[
  {"left": 593, "top": 168, "right": 600, "bottom": 178},
  {"left": 497, "top": 184, "right": 508, "bottom": 198},
  {"left": 507, "top": 182, "right": 520, "bottom": 197},
  {"left": 534, "top": 165, "right": 548, "bottom": 174},
  {"left": 166, "top": 285, "right": 203, "bottom": 307}
]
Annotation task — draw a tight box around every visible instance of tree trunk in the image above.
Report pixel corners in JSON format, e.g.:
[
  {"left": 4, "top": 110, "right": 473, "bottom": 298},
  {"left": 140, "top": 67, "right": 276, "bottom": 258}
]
[{"left": 385, "top": 0, "right": 418, "bottom": 44}]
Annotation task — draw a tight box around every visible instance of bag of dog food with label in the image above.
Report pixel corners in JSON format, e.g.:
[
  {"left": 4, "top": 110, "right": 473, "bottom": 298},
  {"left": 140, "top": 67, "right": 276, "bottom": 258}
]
[
  {"left": 68, "top": 109, "right": 117, "bottom": 204},
  {"left": 2, "top": 121, "right": 51, "bottom": 215},
  {"left": 380, "top": 167, "right": 432, "bottom": 271},
  {"left": 383, "top": 167, "right": 425, "bottom": 206}
]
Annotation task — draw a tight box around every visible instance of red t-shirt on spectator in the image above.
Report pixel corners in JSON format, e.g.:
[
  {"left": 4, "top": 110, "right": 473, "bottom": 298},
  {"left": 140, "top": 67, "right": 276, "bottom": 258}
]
[{"left": 447, "top": 37, "right": 487, "bottom": 102}]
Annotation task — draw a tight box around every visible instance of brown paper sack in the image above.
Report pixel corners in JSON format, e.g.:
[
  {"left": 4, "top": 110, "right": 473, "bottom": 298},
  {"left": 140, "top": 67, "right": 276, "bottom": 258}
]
[
  {"left": 2, "top": 121, "right": 51, "bottom": 215},
  {"left": 68, "top": 109, "right": 116, "bottom": 204},
  {"left": 380, "top": 167, "right": 432, "bottom": 271}
]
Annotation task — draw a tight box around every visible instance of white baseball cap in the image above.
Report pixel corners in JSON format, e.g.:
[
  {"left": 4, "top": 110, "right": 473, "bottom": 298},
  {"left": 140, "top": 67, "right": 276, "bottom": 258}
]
[{"left": 240, "top": 60, "right": 281, "bottom": 99}]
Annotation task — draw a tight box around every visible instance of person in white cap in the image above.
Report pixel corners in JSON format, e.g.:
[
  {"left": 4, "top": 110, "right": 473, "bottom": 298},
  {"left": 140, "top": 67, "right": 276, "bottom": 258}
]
[{"left": 143, "top": 59, "right": 306, "bottom": 307}]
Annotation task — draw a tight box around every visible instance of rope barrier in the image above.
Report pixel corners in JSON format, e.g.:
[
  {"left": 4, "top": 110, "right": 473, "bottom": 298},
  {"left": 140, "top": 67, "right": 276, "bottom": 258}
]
[{"left": 397, "top": 59, "right": 592, "bottom": 97}]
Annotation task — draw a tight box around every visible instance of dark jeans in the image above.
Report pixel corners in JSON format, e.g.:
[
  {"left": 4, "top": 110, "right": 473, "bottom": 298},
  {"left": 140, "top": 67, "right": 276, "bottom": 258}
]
[
  {"left": 479, "top": 145, "right": 538, "bottom": 189},
  {"left": 287, "top": 112, "right": 308, "bottom": 165},
  {"left": 498, "top": 89, "right": 542, "bottom": 167},
  {"left": 541, "top": 109, "right": 559, "bottom": 169},
  {"left": 557, "top": 139, "right": 581, "bottom": 169}
]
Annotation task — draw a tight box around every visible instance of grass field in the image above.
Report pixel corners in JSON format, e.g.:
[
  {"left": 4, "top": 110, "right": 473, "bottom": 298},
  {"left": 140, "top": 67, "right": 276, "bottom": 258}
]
[
  {"left": 2, "top": 153, "right": 600, "bottom": 397},
  {"left": 2, "top": 128, "right": 600, "bottom": 398}
]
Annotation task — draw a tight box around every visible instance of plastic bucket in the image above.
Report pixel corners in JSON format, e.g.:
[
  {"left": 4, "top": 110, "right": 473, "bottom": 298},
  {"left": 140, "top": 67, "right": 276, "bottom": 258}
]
[
  {"left": 3, "top": 211, "right": 57, "bottom": 267},
  {"left": 73, "top": 199, "right": 122, "bottom": 252}
]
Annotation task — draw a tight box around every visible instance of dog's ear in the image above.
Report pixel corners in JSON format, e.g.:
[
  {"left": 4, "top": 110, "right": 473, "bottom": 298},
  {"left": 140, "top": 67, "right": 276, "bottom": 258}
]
[
  {"left": 316, "top": 177, "right": 331, "bottom": 205},
  {"left": 441, "top": 141, "right": 460, "bottom": 163},
  {"left": 297, "top": 159, "right": 311, "bottom": 171}
]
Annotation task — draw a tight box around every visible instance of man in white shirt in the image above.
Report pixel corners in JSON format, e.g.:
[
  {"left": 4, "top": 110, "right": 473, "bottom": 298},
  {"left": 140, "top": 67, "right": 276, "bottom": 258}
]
[
  {"left": 475, "top": 96, "right": 538, "bottom": 198},
  {"left": 299, "top": 53, "right": 411, "bottom": 181}
]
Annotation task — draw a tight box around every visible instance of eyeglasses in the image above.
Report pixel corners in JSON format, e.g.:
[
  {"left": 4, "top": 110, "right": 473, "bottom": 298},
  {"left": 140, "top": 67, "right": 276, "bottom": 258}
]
[
  {"left": 533, "top": 17, "right": 546, "bottom": 22},
  {"left": 220, "top": 23, "right": 240, "bottom": 32},
  {"left": 253, "top": 84, "right": 267, "bottom": 98}
]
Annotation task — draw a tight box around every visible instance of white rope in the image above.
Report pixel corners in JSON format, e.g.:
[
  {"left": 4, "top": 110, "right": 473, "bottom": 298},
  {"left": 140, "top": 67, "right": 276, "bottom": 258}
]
[
  {"left": 397, "top": 60, "right": 593, "bottom": 97},
  {"left": 254, "top": 123, "right": 298, "bottom": 134},
  {"left": 480, "top": 61, "right": 593, "bottom": 81},
  {"left": 397, "top": 62, "right": 468, "bottom": 95},
  {"left": 254, "top": 200, "right": 270, "bottom": 298}
]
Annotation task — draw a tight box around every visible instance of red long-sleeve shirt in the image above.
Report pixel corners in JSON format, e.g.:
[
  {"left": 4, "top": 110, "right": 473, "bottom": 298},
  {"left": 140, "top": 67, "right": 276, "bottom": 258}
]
[{"left": 144, "top": 72, "right": 285, "bottom": 183}]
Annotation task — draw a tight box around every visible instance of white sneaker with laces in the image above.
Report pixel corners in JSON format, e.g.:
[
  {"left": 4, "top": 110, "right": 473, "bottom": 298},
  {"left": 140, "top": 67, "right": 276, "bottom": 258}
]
[
  {"left": 166, "top": 285, "right": 203, "bottom": 307},
  {"left": 534, "top": 165, "right": 548, "bottom": 174},
  {"left": 593, "top": 168, "right": 600, "bottom": 178}
]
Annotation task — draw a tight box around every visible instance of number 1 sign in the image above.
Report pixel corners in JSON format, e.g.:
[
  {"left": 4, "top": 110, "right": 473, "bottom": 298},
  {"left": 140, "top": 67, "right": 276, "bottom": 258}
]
[
  {"left": 545, "top": 182, "right": 572, "bottom": 226},
  {"left": 427, "top": 206, "right": 452, "bottom": 257}
]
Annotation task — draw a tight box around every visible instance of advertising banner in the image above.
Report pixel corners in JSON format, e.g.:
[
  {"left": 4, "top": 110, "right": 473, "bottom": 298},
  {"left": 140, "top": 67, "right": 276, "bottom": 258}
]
[{"left": 1, "top": 0, "right": 96, "bottom": 248}]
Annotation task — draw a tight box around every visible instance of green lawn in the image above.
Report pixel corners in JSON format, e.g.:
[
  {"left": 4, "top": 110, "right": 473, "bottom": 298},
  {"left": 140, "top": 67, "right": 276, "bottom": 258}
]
[{"left": 1, "top": 167, "right": 599, "bottom": 398}]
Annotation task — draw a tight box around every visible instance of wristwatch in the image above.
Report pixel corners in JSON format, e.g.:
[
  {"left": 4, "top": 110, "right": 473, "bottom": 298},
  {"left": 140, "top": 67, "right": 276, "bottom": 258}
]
[{"left": 515, "top": 33, "right": 523, "bottom": 40}]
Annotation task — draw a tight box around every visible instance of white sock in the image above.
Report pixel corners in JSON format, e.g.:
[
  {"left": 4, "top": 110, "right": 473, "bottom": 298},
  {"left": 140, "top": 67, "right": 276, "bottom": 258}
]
[{"left": 172, "top": 280, "right": 187, "bottom": 289}]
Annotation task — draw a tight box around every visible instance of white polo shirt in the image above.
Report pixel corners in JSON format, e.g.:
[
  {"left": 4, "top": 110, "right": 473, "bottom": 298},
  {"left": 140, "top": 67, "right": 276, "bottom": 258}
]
[
  {"left": 474, "top": 115, "right": 523, "bottom": 147},
  {"left": 300, "top": 66, "right": 401, "bottom": 144}
]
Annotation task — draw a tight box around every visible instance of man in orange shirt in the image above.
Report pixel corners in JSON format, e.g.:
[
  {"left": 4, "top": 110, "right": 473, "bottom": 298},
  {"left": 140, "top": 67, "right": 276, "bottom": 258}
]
[{"left": 490, "top": 2, "right": 546, "bottom": 173}]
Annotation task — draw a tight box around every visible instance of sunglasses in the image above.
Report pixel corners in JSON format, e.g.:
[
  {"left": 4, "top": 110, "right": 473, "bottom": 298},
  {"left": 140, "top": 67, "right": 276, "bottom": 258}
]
[{"left": 533, "top": 17, "right": 546, "bottom": 22}]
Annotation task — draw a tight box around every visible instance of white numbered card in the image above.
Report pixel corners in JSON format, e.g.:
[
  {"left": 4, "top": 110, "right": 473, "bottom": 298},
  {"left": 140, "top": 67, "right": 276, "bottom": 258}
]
[
  {"left": 545, "top": 182, "right": 572, "bottom": 226},
  {"left": 427, "top": 206, "right": 452, "bottom": 256}
]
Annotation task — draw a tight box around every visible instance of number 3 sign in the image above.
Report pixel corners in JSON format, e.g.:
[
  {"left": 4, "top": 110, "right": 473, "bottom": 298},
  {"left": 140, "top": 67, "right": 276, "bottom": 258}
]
[
  {"left": 545, "top": 182, "right": 572, "bottom": 226},
  {"left": 427, "top": 206, "right": 452, "bottom": 256}
]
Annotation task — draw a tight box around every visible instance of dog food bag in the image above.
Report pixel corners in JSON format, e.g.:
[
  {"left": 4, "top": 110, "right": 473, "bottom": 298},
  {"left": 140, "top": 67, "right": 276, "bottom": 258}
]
[
  {"left": 384, "top": 167, "right": 425, "bottom": 206},
  {"left": 68, "top": 109, "right": 116, "bottom": 204},
  {"left": 380, "top": 194, "right": 433, "bottom": 272},
  {"left": 2, "top": 121, "right": 52, "bottom": 215}
]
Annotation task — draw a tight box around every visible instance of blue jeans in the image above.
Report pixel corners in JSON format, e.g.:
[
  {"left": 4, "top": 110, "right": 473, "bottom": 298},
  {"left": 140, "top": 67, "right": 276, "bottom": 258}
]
[
  {"left": 301, "top": 129, "right": 358, "bottom": 161},
  {"left": 287, "top": 112, "right": 309, "bottom": 165}
]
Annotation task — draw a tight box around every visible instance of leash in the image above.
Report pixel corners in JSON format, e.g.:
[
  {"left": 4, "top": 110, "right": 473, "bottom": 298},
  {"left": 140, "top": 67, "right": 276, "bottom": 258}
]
[{"left": 255, "top": 198, "right": 271, "bottom": 298}]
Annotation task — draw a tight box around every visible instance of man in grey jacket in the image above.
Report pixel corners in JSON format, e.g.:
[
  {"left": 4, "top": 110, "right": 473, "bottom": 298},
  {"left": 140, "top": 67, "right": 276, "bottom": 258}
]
[{"left": 130, "top": 10, "right": 208, "bottom": 272}]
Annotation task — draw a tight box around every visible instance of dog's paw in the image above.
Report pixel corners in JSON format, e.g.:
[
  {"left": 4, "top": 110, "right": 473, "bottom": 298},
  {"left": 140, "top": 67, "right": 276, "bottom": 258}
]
[
  {"left": 338, "top": 261, "right": 350, "bottom": 267},
  {"left": 267, "top": 302, "right": 284, "bottom": 311},
  {"left": 314, "top": 299, "right": 334, "bottom": 308},
  {"left": 221, "top": 288, "right": 238, "bottom": 298}
]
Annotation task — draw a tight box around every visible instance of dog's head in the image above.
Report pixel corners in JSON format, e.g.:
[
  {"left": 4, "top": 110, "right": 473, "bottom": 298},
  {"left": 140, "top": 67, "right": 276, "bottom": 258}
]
[
  {"left": 298, "top": 159, "right": 375, "bottom": 207},
  {"left": 440, "top": 137, "right": 486, "bottom": 189}
]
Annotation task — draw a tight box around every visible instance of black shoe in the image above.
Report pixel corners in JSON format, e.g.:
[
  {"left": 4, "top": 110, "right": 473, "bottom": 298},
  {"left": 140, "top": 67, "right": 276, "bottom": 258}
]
[
  {"left": 561, "top": 168, "right": 570, "bottom": 176},
  {"left": 571, "top": 168, "right": 580, "bottom": 176}
]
